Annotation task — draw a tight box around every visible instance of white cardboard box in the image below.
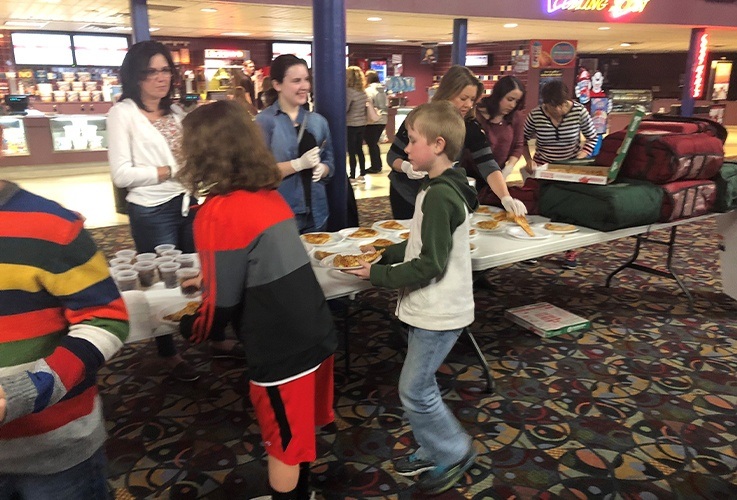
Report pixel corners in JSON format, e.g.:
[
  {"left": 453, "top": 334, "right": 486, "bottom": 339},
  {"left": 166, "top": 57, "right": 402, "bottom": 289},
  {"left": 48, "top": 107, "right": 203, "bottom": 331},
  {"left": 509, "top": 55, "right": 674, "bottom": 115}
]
[
  {"left": 717, "top": 211, "right": 737, "bottom": 301},
  {"left": 505, "top": 302, "right": 591, "bottom": 338}
]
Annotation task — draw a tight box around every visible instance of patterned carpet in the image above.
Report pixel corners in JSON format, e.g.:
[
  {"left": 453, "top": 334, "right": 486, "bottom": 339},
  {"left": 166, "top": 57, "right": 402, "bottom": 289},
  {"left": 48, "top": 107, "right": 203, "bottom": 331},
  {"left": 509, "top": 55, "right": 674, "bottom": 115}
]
[{"left": 89, "top": 197, "right": 737, "bottom": 499}]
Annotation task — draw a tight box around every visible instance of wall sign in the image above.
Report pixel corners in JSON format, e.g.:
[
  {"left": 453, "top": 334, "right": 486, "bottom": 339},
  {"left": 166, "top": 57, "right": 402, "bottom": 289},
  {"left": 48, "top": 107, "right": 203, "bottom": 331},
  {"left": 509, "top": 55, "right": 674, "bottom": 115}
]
[
  {"left": 691, "top": 31, "right": 709, "bottom": 99},
  {"left": 530, "top": 40, "right": 578, "bottom": 68},
  {"left": 547, "top": 0, "right": 652, "bottom": 18}
]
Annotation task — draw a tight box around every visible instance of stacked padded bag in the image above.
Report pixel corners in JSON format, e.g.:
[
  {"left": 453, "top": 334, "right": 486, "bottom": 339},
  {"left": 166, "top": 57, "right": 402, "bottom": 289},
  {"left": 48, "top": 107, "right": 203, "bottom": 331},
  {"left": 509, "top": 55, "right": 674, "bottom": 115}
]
[
  {"left": 538, "top": 179, "right": 664, "bottom": 232},
  {"left": 596, "top": 119, "right": 724, "bottom": 184},
  {"left": 478, "top": 178, "right": 541, "bottom": 215},
  {"left": 714, "top": 161, "right": 737, "bottom": 212},
  {"left": 659, "top": 180, "right": 717, "bottom": 222}
]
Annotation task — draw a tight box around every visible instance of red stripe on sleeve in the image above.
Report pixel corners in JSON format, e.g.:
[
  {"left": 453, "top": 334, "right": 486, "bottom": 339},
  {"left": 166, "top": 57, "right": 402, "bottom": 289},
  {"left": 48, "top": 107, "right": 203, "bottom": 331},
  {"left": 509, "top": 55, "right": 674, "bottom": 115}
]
[
  {"left": 0, "top": 212, "right": 81, "bottom": 244},
  {"left": 46, "top": 346, "right": 86, "bottom": 390},
  {"left": 0, "top": 386, "right": 97, "bottom": 439},
  {"left": 65, "top": 297, "right": 129, "bottom": 324},
  {"left": 0, "top": 308, "right": 68, "bottom": 342}
]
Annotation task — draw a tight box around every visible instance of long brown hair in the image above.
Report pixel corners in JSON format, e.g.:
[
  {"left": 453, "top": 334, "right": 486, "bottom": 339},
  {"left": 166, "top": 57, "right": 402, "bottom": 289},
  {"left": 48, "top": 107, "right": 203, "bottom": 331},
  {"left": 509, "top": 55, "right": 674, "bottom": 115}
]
[
  {"left": 179, "top": 101, "right": 281, "bottom": 195},
  {"left": 431, "top": 65, "right": 481, "bottom": 120}
]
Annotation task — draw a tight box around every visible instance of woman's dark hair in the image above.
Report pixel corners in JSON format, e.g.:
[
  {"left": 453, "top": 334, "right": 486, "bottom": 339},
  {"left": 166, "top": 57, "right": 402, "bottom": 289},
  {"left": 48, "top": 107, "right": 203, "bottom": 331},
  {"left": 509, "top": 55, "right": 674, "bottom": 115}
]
[
  {"left": 540, "top": 80, "right": 569, "bottom": 107},
  {"left": 179, "top": 101, "right": 281, "bottom": 195},
  {"left": 365, "top": 70, "right": 380, "bottom": 85},
  {"left": 270, "top": 54, "right": 308, "bottom": 83},
  {"left": 482, "top": 76, "right": 526, "bottom": 124},
  {"left": 119, "top": 40, "right": 178, "bottom": 113}
]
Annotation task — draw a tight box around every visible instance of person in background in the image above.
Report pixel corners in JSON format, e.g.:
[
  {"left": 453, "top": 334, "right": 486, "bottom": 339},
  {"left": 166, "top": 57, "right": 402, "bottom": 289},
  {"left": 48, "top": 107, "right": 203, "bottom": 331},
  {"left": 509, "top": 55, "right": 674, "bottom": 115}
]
[
  {"left": 234, "top": 59, "right": 257, "bottom": 107},
  {"left": 228, "top": 85, "right": 256, "bottom": 115},
  {"left": 256, "top": 55, "right": 335, "bottom": 234},
  {"left": 1, "top": 122, "right": 130, "bottom": 498},
  {"left": 364, "top": 70, "right": 389, "bottom": 174},
  {"left": 522, "top": 80, "right": 597, "bottom": 269},
  {"left": 177, "top": 100, "right": 337, "bottom": 500},
  {"left": 476, "top": 76, "right": 526, "bottom": 179},
  {"left": 108, "top": 41, "right": 241, "bottom": 382},
  {"left": 347, "top": 102, "right": 478, "bottom": 495},
  {"left": 346, "top": 66, "right": 368, "bottom": 181},
  {"left": 386, "top": 65, "right": 526, "bottom": 219},
  {"left": 257, "top": 77, "right": 273, "bottom": 111}
]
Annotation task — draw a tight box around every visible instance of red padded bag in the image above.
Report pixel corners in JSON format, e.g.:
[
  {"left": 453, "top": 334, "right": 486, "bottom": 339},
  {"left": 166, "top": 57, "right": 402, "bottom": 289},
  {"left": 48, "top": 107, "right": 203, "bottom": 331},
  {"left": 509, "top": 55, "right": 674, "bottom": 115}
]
[
  {"left": 659, "top": 179, "right": 716, "bottom": 222},
  {"left": 597, "top": 128, "right": 724, "bottom": 184},
  {"left": 478, "top": 178, "right": 541, "bottom": 215}
]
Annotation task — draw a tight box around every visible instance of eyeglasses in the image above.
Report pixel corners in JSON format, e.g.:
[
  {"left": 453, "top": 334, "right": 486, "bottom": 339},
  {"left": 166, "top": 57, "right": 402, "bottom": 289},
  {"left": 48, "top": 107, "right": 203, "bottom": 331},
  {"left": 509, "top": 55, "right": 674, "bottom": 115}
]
[{"left": 141, "top": 67, "right": 174, "bottom": 79}]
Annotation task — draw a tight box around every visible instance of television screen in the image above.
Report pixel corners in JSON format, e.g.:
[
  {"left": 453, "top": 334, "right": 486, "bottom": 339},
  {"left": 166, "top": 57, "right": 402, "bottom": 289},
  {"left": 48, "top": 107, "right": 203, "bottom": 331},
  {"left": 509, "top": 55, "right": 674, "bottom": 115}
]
[
  {"left": 370, "top": 60, "right": 387, "bottom": 83},
  {"left": 272, "top": 42, "right": 312, "bottom": 68},
  {"left": 73, "top": 35, "right": 129, "bottom": 67},
  {"left": 11, "top": 32, "right": 74, "bottom": 66},
  {"left": 465, "top": 54, "right": 489, "bottom": 67}
]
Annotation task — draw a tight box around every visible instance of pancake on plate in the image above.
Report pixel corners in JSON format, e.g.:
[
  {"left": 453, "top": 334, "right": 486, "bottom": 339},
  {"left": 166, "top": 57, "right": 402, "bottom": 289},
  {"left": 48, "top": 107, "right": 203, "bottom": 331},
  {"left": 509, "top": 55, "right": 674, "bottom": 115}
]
[
  {"left": 544, "top": 222, "right": 577, "bottom": 232},
  {"left": 367, "top": 238, "right": 395, "bottom": 247},
  {"left": 378, "top": 220, "right": 406, "bottom": 231},
  {"left": 476, "top": 220, "right": 501, "bottom": 230},
  {"left": 514, "top": 216, "right": 536, "bottom": 237},
  {"left": 313, "top": 250, "right": 336, "bottom": 261},
  {"left": 332, "top": 249, "right": 385, "bottom": 268},
  {"left": 163, "top": 302, "right": 200, "bottom": 322},
  {"left": 302, "top": 232, "right": 332, "bottom": 245},
  {"left": 348, "top": 228, "right": 379, "bottom": 239}
]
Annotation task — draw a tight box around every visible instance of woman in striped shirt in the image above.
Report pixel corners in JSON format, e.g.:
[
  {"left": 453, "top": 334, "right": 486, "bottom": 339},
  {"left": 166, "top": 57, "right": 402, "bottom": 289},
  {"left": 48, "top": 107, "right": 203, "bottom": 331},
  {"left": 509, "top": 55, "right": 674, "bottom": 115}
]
[
  {"left": 521, "top": 80, "right": 597, "bottom": 176},
  {"left": 522, "top": 80, "right": 597, "bottom": 269}
]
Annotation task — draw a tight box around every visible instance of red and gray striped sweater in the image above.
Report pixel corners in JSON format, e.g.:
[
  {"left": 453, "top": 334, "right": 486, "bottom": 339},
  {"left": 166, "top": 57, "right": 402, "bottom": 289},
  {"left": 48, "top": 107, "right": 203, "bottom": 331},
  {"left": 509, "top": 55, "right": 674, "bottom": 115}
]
[
  {"left": 180, "top": 189, "right": 337, "bottom": 384},
  {"left": 0, "top": 182, "right": 129, "bottom": 474}
]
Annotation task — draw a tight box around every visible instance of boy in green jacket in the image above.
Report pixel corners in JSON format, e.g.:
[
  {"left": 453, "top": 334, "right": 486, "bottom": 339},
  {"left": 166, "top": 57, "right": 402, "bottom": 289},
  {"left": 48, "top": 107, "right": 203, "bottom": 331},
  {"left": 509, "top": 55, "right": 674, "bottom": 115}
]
[{"left": 347, "top": 101, "right": 479, "bottom": 495}]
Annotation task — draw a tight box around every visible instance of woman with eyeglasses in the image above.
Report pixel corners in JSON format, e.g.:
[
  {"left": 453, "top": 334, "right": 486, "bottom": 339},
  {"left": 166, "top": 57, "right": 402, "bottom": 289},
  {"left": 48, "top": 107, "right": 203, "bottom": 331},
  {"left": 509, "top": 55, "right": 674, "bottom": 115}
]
[{"left": 108, "top": 41, "right": 241, "bottom": 381}]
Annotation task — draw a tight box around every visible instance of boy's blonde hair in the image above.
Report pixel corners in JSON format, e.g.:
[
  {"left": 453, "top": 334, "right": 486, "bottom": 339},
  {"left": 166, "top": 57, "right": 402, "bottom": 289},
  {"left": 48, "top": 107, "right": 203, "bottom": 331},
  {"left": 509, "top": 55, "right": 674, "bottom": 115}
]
[{"left": 405, "top": 101, "right": 465, "bottom": 162}]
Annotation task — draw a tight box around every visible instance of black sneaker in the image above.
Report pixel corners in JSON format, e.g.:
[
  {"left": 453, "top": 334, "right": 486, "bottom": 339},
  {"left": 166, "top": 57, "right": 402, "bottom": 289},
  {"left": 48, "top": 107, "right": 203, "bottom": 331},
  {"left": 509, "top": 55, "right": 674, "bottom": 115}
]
[
  {"left": 521, "top": 258, "right": 538, "bottom": 266},
  {"left": 416, "top": 447, "right": 476, "bottom": 495},
  {"left": 365, "top": 167, "right": 382, "bottom": 174},
  {"left": 394, "top": 453, "right": 435, "bottom": 477},
  {"left": 171, "top": 361, "right": 201, "bottom": 382}
]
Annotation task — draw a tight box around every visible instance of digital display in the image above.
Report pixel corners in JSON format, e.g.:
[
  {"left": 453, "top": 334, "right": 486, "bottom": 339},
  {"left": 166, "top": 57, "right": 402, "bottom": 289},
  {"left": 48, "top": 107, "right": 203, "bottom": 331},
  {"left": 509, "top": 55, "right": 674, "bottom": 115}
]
[
  {"left": 73, "top": 35, "right": 129, "bottom": 67},
  {"left": 272, "top": 42, "right": 312, "bottom": 68},
  {"left": 465, "top": 54, "right": 489, "bottom": 67},
  {"left": 11, "top": 32, "right": 74, "bottom": 66}
]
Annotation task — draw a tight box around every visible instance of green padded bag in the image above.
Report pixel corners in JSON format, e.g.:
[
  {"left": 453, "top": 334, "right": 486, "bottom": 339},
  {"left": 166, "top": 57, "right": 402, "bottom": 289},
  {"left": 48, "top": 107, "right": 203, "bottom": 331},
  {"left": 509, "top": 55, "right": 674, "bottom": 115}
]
[
  {"left": 539, "top": 179, "right": 664, "bottom": 232},
  {"left": 713, "top": 161, "right": 737, "bottom": 212}
]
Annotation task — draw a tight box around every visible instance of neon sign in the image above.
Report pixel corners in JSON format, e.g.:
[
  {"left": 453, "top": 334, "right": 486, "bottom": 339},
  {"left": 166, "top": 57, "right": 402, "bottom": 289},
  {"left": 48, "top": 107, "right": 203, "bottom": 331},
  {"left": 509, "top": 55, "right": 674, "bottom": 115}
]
[
  {"left": 547, "top": 0, "right": 651, "bottom": 18},
  {"left": 691, "top": 32, "right": 709, "bottom": 99}
]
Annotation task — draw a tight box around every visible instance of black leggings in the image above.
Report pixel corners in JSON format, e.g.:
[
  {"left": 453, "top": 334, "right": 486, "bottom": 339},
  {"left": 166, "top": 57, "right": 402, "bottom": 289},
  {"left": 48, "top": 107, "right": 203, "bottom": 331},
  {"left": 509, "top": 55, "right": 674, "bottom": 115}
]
[
  {"left": 389, "top": 184, "right": 416, "bottom": 220},
  {"left": 364, "top": 124, "right": 385, "bottom": 171},
  {"left": 347, "top": 126, "right": 366, "bottom": 178}
]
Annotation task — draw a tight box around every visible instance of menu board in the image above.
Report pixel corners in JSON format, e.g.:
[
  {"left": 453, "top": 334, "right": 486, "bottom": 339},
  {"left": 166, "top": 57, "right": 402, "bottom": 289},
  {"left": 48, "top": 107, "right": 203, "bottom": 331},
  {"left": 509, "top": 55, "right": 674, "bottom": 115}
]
[
  {"left": 73, "top": 35, "right": 129, "bottom": 67},
  {"left": 11, "top": 32, "right": 74, "bottom": 66}
]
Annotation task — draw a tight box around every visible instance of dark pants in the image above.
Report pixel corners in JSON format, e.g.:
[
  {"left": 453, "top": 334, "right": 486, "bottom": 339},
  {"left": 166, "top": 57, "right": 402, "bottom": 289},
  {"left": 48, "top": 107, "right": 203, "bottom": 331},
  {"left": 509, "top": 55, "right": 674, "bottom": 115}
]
[
  {"left": 128, "top": 195, "right": 223, "bottom": 356},
  {"left": 0, "top": 448, "right": 110, "bottom": 500},
  {"left": 364, "top": 123, "right": 386, "bottom": 172},
  {"left": 347, "top": 126, "right": 366, "bottom": 178},
  {"left": 389, "top": 184, "right": 416, "bottom": 220}
]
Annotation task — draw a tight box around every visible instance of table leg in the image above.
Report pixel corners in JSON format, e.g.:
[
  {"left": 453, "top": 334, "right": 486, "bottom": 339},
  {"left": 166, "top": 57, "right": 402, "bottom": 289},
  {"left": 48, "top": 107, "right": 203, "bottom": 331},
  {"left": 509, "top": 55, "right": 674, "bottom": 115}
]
[{"left": 463, "top": 327, "right": 494, "bottom": 394}]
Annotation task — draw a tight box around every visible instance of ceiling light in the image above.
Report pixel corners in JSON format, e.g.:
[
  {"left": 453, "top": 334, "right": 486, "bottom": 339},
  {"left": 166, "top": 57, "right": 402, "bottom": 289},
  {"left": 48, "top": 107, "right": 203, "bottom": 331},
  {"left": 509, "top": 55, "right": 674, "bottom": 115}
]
[
  {"left": 200, "top": 8, "right": 217, "bottom": 13},
  {"left": 607, "top": 47, "right": 614, "bottom": 51},
  {"left": 377, "top": 39, "right": 405, "bottom": 43},
  {"left": 598, "top": 26, "right": 611, "bottom": 30},
  {"left": 221, "top": 32, "right": 250, "bottom": 37},
  {"left": 620, "top": 42, "right": 631, "bottom": 47},
  {"left": 503, "top": 23, "right": 518, "bottom": 28},
  {"left": 367, "top": 17, "right": 382, "bottom": 22},
  {"left": 5, "top": 20, "right": 49, "bottom": 28},
  {"left": 149, "top": 27, "right": 160, "bottom": 32}
]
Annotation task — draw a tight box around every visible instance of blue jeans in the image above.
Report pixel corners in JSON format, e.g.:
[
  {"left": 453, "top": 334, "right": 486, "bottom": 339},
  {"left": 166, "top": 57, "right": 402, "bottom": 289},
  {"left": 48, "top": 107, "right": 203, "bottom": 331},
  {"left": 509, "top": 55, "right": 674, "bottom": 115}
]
[
  {"left": 0, "top": 447, "right": 110, "bottom": 500},
  {"left": 399, "top": 326, "right": 472, "bottom": 468}
]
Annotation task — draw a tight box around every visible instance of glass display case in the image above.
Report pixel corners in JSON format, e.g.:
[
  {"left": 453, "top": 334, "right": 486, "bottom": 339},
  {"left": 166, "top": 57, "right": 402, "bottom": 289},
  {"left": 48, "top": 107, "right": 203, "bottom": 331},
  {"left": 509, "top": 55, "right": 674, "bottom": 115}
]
[
  {"left": 608, "top": 89, "right": 653, "bottom": 113},
  {"left": 49, "top": 114, "right": 108, "bottom": 152},
  {"left": 0, "top": 116, "right": 30, "bottom": 156}
]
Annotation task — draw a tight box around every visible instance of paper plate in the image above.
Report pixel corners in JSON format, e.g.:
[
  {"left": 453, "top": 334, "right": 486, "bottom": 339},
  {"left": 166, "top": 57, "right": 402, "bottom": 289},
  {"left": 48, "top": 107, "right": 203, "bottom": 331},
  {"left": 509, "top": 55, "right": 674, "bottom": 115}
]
[
  {"left": 320, "top": 253, "right": 382, "bottom": 270},
  {"left": 372, "top": 219, "right": 409, "bottom": 233},
  {"left": 155, "top": 300, "right": 201, "bottom": 327},
  {"left": 507, "top": 226, "right": 552, "bottom": 240},
  {"left": 339, "top": 227, "right": 382, "bottom": 240},
  {"left": 300, "top": 232, "right": 344, "bottom": 248},
  {"left": 473, "top": 220, "right": 508, "bottom": 233},
  {"left": 540, "top": 222, "right": 579, "bottom": 234}
]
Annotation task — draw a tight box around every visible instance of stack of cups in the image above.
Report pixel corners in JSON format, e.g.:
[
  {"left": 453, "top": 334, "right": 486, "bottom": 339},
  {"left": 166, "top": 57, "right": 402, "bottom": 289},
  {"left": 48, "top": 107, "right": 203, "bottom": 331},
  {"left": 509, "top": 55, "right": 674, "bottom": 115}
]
[
  {"left": 158, "top": 262, "right": 181, "bottom": 289},
  {"left": 175, "top": 254, "right": 196, "bottom": 268},
  {"left": 115, "top": 249, "right": 136, "bottom": 263},
  {"left": 115, "top": 270, "right": 139, "bottom": 291},
  {"left": 176, "top": 268, "right": 201, "bottom": 297},
  {"left": 154, "top": 244, "right": 176, "bottom": 256},
  {"left": 133, "top": 261, "right": 157, "bottom": 287}
]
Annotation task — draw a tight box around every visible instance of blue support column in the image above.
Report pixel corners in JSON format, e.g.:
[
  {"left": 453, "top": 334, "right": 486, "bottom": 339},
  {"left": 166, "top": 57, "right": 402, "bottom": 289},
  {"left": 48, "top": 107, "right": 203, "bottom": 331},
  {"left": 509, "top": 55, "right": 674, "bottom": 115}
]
[
  {"left": 681, "top": 28, "right": 707, "bottom": 118},
  {"left": 130, "top": 0, "right": 151, "bottom": 43},
  {"left": 313, "top": 0, "right": 348, "bottom": 231},
  {"left": 451, "top": 19, "right": 468, "bottom": 66}
]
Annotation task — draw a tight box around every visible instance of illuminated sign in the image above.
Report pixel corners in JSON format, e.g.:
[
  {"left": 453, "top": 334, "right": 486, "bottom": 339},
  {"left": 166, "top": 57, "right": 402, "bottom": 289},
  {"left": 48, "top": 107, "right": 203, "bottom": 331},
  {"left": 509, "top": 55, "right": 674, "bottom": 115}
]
[
  {"left": 204, "top": 49, "right": 246, "bottom": 59},
  {"left": 547, "top": 0, "right": 651, "bottom": 18},
  {"left": 691, "top": 31, "right": 709, "bottom": 99}
]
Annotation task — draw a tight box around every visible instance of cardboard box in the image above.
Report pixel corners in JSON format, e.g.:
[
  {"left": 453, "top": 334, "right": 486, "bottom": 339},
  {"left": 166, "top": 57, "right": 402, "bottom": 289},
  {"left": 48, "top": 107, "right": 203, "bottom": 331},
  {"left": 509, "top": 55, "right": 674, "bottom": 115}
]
[
  {"left": 505, "top": 302, "right": 591, "bottom": 338},
  {"left": 533, "top": 106, "right": 646, "bottom": 185}
]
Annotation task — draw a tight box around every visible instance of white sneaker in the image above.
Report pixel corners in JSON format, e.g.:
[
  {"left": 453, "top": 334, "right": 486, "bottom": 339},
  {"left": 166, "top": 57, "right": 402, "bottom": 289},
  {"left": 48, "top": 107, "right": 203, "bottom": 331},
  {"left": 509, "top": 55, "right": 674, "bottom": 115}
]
[{"left": 248, "top": 496, "right": 272, "bottom": 500}]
